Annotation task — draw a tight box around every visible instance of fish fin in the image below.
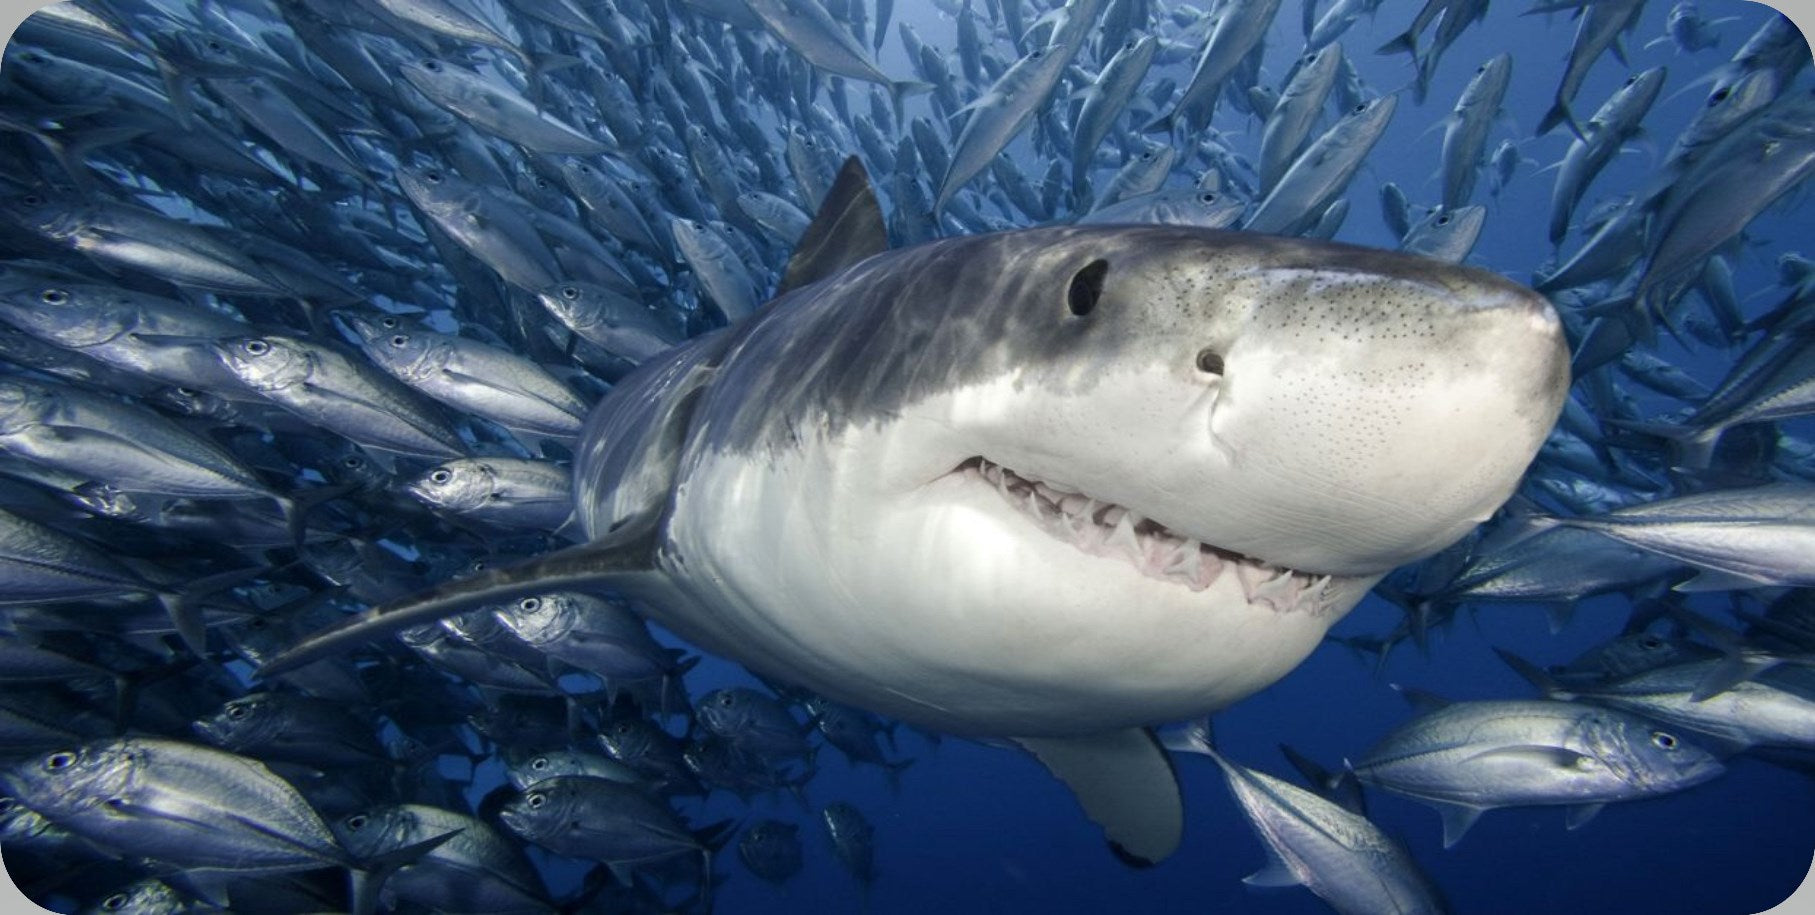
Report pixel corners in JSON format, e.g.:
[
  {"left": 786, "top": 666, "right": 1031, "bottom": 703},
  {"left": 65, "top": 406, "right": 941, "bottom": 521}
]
[
  {"left": 258, "top": 511, "right": 666, "bottom": 676},
  {"left": 1158, "top": 717, "right": 1215, "bottom": 756},
  {"left": 1565, "top": 802, "right": 1605, "bottom": 830},
  {"left": 1690, "top": 655, "right": 1770, "bottom": 702},
  {"left": 1434, "top": 801, "right": 1485, "bottom": 848},
  {"left": 1535, "top": 99, "right": 1581, "bottom": 139},
  {"left": 779, "top": 156, "right": 889, "bottom": 296},
  {"left": 1014, "top": 728, "right": 1184, "bottom": 867},
  {"left": 1493, "top": 647, "right": 1569, "bottom": 698},
  {"left": 1542, "top": 601, "right": 1575, "bottom": 635},
  {"left": 351, "top": 826, "right": 463, "bottom": 915},
  {"left": 1376, "top": 30, "right": 1418, "bottom": 58},
  {"left": 1242, "top": 854, "right": 1301, "bottom": 887},
  {"left": 1672, "top": 568, "right": 1772, "bottom": 592},
  {"left": 1389, "top": 683, "right": 1451, "bottom": 714}
]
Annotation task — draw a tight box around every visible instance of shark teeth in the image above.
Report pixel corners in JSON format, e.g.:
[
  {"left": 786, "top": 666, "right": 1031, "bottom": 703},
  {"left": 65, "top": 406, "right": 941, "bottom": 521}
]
[{"left": 956, "top": 457, "right": 1329, "bottom": 613}]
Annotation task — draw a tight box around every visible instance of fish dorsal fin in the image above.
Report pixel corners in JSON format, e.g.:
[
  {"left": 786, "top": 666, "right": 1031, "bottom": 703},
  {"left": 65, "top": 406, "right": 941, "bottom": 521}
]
[
  {"left": 777, "top": 156, "right": 888, "bottom": 296},
  {"left": 1015, "top": 728, "right": 1183, "bottom": 867}
]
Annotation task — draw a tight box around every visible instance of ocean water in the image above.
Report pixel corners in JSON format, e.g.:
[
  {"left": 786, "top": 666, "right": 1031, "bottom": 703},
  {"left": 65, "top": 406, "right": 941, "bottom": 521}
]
[{"left": 0, "top": 0, "right": 1812, "bottom": 912}]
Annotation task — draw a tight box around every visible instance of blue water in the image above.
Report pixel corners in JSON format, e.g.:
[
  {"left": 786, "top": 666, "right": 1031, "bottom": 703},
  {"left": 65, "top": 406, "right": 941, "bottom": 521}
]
[{"left": 1, "top": 0, "right": 1813, "bottom": 912}]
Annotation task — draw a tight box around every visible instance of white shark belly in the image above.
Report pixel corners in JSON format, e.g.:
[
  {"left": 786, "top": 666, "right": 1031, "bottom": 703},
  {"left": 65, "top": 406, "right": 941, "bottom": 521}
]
[{"left": 655, "top": 424, "right": 1378, "bottom": 738}]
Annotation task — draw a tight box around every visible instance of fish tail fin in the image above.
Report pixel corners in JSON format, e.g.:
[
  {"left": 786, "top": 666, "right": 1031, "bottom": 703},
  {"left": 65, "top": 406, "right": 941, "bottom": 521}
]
[
  {"left": 1537, "top": 99, "right": 1583, "bottom": 139},
  {"left": 1377, "top": 30, "right": 1419, "bottom": 59},
  {"left": 888, "top": 80, "right": 933, "bottom": 125}
]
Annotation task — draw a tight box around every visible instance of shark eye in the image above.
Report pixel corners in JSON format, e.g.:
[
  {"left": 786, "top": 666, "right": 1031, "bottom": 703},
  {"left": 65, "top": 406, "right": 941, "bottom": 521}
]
[
  {"left": 1067, "top": 260, "right": 1108, "bottom": 317},
  {"left": 1652, "top": 732, "right": 1679, "bottom": 750},
  {"left": 1196, "top": 349, "right": 1225, "bottom": 375}
]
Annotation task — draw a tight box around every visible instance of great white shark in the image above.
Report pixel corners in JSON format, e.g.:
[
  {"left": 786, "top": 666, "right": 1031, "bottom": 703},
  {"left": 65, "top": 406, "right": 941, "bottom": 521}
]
[{"left": 266, "top": 159, "right": 1570, "bottom": 864}]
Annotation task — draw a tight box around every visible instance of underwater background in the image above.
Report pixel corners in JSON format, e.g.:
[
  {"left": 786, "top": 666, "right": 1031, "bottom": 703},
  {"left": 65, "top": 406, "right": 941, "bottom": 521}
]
[{"left": 0, "top": 0, "right": 1812, "bottom": 911}]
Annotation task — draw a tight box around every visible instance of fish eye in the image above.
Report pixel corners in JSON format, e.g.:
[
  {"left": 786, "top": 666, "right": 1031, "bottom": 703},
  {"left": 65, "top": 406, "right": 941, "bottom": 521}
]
[
  {"left": 531, "top": 756, "right": 548, "bottom": 770},
  {"left": 520, "top": 597, "right": 540, "bottom": 612},
  {"left": 561, "top": 286, "right": 579, "bottom": 299},
  {"left": 719, "top": 694, "right": 734, "bottom": 706},
  {"left": 423, "top": 60, "right": 441, "bottom": 72},
  {"left": 1067, "top": 259, "right": 1108, "bottom": 317},
  {"left": 424, "top": 170, "right": 443, "bottom": 183},
  {"left": 1199, "top": 192, "right": 1217, "bottom": 203},
  {"left": 1652, "top": 732, "right": 1679, "bottom": 750},
  {"left": 345, "top": 814, "right": 367, "bottom": 830},
  {"left": 175, "top": 387, "right": 197, "bottom": 397},
  {"left": 21, "top": 193, "right": 43, "bottom": 207},
  {"left": 343, "top": 456, "right": 363, "bottom": 468},
  {"left": 388, "top": 334, "right": 409, "bottom": 347},
  {"left": 1640, "top": 636, "right": 1664, "bottom": 650},
  {"left": 429, "top": 469, "right": 452, "bottom": 484},
  {"left": 102, "top": 894, "right": 128, "bottom": 911},
  {"left": 1196, "top": 348, "right": 1225, "bottom": 375},
  {"left": 45, "top": 752, "right": 73, "bottom": 770},
  {"left": 1353, "top": 103, "right": 1367, "bottom": 114},
  {"left": 1709, "top": 87, "right": 1731, "bottom": 104},
  {"left": 379, "top": 316, "right": 399, "bottom": 329},
  {"left": 227, "top": 704, "right": 249, "bottom": 720},
  {"left": 39, "top": 289, "right": 67, "bottom": 305},
  {"left": 1436, "top": 214, "right": 1451, "bottom": 226},
  {"left": 206, "top": 39, "right": 225, "bottom": 53},
  {"left": 243, "top": 339, "right": 270, "bottom": 356},
  {"left": 526, "top": 792, "right": 546, "bottom": 809}
]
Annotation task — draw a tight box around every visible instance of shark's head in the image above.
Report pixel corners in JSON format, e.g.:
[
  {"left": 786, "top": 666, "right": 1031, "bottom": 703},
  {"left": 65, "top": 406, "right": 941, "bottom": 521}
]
[
  {"left": 931, "top": 229, "right": 1571, "bottom": 579},
  {"left": 665, "top": 227, "right": 1569, "bottom": 736}
]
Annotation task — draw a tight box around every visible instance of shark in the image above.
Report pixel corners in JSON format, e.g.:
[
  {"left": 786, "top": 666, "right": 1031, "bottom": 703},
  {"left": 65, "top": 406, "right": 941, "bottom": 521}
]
[{"left": 265, "top": 159, "right": 1570, "bottom": 865}]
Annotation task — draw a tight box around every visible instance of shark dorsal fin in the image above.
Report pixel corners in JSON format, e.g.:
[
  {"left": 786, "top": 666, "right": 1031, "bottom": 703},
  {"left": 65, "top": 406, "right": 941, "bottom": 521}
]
[{"left": 778, "top": 156, "right": 889, "bottom": 297}]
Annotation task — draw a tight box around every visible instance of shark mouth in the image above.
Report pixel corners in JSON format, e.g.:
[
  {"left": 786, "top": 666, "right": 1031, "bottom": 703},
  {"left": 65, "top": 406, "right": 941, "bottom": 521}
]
[{"left": 956, "top": 457, "right": 1337, "bottom": 614}]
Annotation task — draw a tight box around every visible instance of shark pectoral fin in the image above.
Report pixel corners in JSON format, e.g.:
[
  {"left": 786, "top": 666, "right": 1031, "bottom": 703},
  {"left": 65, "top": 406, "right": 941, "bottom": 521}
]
[
  {"left": 1433, "top": 801, "right": 1487, "bottom": 848},
  {"left": 258, "top": 514, "right": 666, "bottom": 677},
  {"left": 1014, "top": 728, "right": 1183, "bottom": 867},
  {"left": 777, "top": 156, "right": 889, "bottom": 296}
]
